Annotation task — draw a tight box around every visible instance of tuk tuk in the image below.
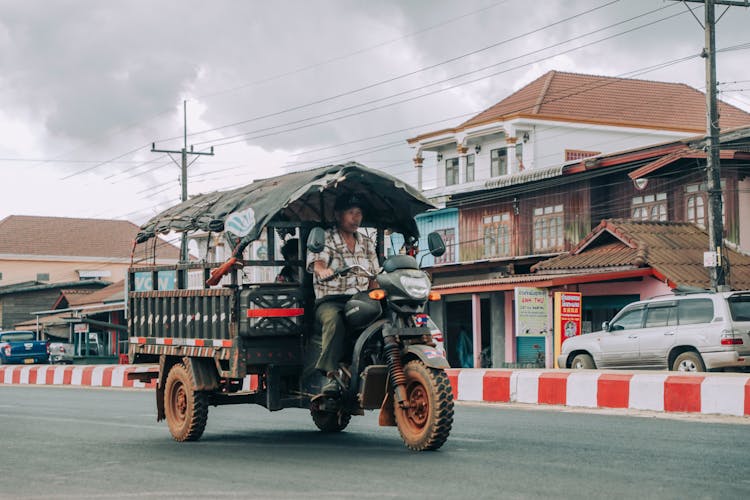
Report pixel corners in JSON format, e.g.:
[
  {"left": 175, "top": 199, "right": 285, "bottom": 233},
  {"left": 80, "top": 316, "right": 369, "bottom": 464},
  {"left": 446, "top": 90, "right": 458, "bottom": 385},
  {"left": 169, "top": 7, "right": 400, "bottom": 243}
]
[{"left": 127, "top": 162, "right": 454, "bottom": 451}]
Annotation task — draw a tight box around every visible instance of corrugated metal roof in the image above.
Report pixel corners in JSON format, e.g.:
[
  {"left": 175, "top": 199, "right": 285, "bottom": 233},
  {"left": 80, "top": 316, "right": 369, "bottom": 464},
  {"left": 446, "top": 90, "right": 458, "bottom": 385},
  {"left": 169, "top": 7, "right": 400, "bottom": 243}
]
[
  {"left": 432, "top": 273, "right": 581, "bottom": 290},
  {"left": 483, "top": 164, "right": 564, "bottom": 190},
  {"left": 533, "top": 220, "right": 750, "bottom": 290}
]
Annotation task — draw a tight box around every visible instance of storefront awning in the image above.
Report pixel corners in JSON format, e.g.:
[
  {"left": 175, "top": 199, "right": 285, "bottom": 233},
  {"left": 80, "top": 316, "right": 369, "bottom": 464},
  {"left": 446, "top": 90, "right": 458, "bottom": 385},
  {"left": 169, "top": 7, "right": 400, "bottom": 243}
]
[{"left": 431, "top": 268, "right": 654, "bottom": 295}]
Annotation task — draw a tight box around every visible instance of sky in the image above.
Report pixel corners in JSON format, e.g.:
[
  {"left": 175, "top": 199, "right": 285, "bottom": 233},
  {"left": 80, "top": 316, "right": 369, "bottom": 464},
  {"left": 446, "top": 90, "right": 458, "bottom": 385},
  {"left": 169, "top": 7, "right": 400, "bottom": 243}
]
[{"left": 1, "top": 0, "right": 749, "bottom": 227}]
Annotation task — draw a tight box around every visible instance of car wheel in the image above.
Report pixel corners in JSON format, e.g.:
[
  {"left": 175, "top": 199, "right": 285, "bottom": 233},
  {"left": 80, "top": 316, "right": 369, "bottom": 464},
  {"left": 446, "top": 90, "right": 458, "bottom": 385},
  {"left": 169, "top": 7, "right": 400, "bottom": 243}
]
[
  {"left": 570, "top": 353, "right": 595, "bottom": 369},
  {"left": 672, "top": 351, "right": 705, "bottom": 372}
]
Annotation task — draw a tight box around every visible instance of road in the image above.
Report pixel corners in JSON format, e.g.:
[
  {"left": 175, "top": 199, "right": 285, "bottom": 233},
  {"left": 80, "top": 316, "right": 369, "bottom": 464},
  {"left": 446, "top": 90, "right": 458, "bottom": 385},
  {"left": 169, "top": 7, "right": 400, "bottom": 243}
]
[{"left": 0, "top": 386, "right": 748, "bottom": 499}]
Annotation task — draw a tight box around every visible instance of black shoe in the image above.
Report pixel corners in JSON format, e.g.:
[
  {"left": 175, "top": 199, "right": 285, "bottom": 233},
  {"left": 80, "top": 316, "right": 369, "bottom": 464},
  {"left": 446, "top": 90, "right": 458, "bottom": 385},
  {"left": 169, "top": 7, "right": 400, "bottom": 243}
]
[{"left": 321, "top": 377, "right": 340, "bottom": 396}]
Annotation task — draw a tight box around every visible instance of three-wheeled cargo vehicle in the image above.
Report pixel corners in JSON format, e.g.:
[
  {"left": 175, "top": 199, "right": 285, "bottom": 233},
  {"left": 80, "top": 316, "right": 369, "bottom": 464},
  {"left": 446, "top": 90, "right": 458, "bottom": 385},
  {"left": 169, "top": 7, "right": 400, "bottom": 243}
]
[{"left": 127, "top": 162, "right": 454, "bottom": 450}]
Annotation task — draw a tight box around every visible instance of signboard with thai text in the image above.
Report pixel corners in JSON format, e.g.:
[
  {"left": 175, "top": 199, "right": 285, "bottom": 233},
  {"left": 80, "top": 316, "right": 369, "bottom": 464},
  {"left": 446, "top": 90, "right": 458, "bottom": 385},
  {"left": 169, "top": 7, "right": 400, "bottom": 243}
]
[
  {"left": 514, "top": 287, "right": 549, "bottom": 337},
  {"left": 553, "top": 292, "right": 582, "bottom": 367}
]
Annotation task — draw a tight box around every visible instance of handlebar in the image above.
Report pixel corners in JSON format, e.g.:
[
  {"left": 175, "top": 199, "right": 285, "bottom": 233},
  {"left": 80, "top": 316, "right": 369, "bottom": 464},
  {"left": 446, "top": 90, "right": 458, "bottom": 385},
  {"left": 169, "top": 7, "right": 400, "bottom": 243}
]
[{"left": 316, "top": 264, "right": 377, "bottom": 284}]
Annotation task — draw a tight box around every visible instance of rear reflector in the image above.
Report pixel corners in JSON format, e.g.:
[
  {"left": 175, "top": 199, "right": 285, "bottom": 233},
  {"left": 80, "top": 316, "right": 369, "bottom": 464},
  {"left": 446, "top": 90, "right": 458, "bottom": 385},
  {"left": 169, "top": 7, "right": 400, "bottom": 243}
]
[{"left": 247, "top": 308, "right": 304, "bottom": 318}]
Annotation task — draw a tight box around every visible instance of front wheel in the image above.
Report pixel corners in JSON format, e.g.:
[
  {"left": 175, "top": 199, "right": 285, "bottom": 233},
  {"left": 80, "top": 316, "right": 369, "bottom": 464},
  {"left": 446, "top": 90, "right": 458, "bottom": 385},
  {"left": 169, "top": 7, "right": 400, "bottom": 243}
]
[
  {"left": 164, "top": 363, "right": 209, "bottom": 441},
  {"left": 311, "top": 409, "right": 351, "bottom": 433},
  {"left": 394, "top": 360, "right": 454, "bottom": 451}
]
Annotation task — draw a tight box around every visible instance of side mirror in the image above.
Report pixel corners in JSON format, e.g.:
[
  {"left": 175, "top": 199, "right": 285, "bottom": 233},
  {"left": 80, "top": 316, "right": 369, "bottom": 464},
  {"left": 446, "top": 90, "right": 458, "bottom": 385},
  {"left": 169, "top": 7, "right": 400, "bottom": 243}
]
[
  {"left": 307, "top": 227, "right": 326, "bottom": 253},
  {"left": 602, "top": 321, "right": 610, "bottom": 332},
  {"left": 427, "top": 232, "right": 446, "bottom": 257}
]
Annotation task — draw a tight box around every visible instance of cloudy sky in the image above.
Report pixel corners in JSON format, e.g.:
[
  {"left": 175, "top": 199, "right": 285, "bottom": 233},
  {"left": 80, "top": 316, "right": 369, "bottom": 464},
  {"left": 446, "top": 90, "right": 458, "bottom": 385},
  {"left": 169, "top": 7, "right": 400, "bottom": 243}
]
[{"left": 1, "top": 0, "right": 748, "bottom": 225}]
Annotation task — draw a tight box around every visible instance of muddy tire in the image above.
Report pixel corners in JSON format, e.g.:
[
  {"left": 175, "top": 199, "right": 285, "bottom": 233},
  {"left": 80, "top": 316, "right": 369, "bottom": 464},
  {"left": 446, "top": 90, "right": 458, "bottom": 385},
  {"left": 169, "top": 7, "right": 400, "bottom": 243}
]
[
  {"left": 570, "top": 353, "right": 595, "bottom": 369},
  {"left": 394, "top": 360, "right": 454, "bottom": 451},
  {"left": 164, "top": 363, "right": 208, "bottom": 442},
  {"left": 672, "top": 351, "right": 705, "bottom": 372},
  {"left": 311, "top": 409, "right": 351, "bottom": 433}
]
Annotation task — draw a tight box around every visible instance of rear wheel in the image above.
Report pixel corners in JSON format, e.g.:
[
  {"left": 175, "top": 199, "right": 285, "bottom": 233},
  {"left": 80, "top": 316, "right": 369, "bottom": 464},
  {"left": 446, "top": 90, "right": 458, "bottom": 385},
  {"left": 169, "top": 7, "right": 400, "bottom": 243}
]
[
  {"left": 311, "top": 409, "right": 351, "bottom": 432},
  {"left": 672, "top": 351, "right": 705, "bottom": 372},
  {"left": 570, "top": 353, "right": 595, "bottom": 369},
  {"left": 394, "top": 360, "right": 453, "bottom": 451},
  {"left": 164, "top": 363, "right": 208, "bottom": 441}
]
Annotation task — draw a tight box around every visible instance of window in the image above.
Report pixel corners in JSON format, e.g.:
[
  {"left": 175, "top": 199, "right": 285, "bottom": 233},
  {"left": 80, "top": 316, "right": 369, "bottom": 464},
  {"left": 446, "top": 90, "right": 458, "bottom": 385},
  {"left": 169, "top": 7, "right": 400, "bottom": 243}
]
[
  {"left": 36, "top": 273, "right": 50, "bottom": 282},
  {"left": 482, "top": 213, "right": 511, "bottom": 257},
  {"left": 678, "top": 299, "right": 714, "bottom": 325},
  {"left": 728, "top": 294, "right": 750, "bottom": 321},
  {"left": 610, "top": 306, "right": 645, "bottom": 330},
  {"left": 490, "top": 148, "right": 507, "bottom": 177},
  {"left": 685, "top": 181, "right": 725, "bottom": 228},
  {"left": 435, "top": 228, "right": 455, "bottom": 264},
  {"left": 685, "top": 183, "right": 706, "bottom": 228},
  {"left": 565, "top": 149, "right": 600, "bottom": 162},
  {"left": 533, "top": 204, "right": 564, "bottom": 252},
  {"left": 515, "top": 143, "right": 524, "bottom": 170},
  {"left": 465, "top": 154, "right": 475, "bottom": 183},
  {"left": 632, "top": 193, "right": 667, "bottom": 221},
  {"left": 445, "top": 158, "right": 459, "bottom": 186},
  {"left": 644, "top": 304, "right": 677, "bottom": 328}
]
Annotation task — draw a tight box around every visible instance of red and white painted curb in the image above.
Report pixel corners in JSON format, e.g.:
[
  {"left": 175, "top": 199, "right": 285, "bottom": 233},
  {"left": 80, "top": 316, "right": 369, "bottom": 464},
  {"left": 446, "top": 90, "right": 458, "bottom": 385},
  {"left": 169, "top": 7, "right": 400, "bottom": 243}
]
[
  {"left": 3, "top": 365, "right": 749, "bottom": 418},
  {"left": 446, "top": 369, "right": 750, "bottom": 417},
  {"left": 1, "top": 364, "right": 158, "bottom": 388}
]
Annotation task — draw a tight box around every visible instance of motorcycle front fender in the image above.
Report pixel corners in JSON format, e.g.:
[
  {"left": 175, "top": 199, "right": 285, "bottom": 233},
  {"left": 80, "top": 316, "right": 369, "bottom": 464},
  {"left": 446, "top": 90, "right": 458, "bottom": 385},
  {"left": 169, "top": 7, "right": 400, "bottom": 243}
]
[{"left": 403, "top": 344, "right": 450, "bottom": 369}]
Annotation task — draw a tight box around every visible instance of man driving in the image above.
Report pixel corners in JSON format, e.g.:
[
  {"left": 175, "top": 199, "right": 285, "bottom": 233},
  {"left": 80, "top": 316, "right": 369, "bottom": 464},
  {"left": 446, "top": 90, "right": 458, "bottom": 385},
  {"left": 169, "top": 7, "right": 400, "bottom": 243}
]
[{"left": 307, "top": 193, "right": 379, "bottom": 396}]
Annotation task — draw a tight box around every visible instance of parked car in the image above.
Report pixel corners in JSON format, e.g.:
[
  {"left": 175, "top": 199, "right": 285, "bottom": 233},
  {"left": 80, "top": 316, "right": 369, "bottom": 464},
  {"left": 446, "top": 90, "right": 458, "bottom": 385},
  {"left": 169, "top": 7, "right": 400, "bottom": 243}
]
[
  {"left": 49, "top": 342, "right": 74, "bottom": 364},
  {"left": 0, "top": 331, "right": 49, "bottom": 365},
  {"left": 558, "top": 291, "right": 750, "bottom": 372}
]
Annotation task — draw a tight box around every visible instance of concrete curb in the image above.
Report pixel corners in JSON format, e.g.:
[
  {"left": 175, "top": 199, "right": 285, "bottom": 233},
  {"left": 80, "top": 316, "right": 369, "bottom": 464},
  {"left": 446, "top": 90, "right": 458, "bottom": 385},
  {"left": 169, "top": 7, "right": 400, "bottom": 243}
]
[
  {"left": 445, "top": 368, "right": 750, "bottom": 417},
  {"left": 3, "top": 365, "right": 749, "bottom": 418},
  {"left": 1, "top": 364, "right": 158, "bottom": 388}
]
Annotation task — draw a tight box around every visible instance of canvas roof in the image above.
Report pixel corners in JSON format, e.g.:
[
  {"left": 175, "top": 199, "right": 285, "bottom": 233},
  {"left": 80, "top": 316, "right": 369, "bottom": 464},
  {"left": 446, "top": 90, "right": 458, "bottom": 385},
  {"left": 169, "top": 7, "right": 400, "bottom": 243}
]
[{"left": 137, "top": 162, "right": 435, "bottom": 258}]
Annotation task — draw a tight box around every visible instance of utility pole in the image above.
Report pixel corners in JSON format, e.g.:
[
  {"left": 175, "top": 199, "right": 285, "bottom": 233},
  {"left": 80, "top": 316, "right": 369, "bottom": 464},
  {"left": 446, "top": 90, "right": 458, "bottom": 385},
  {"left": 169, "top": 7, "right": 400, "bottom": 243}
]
[
  {"left": 673, "top": 0, "right": 748, "bottom": 290},
  {"left": 152, "top": 100, "right": 214, "bottom": 263}
]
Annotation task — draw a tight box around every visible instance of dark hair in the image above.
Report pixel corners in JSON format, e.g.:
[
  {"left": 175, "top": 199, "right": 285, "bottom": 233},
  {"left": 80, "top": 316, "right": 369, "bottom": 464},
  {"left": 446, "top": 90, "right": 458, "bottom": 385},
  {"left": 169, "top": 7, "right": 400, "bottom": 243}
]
[
  {"left": 281, "top": 238, "right": 298, "bottom": 261},
  {"left": 334, "top": 193, "right": 365, "bottom": 212}
]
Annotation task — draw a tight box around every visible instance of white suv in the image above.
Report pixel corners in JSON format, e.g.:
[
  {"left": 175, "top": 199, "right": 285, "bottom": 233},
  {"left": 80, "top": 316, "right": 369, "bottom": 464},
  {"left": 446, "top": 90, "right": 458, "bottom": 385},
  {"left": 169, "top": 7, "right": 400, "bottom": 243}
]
[{"left": 558, "top": 291, "right": 750, "bottom": 372}]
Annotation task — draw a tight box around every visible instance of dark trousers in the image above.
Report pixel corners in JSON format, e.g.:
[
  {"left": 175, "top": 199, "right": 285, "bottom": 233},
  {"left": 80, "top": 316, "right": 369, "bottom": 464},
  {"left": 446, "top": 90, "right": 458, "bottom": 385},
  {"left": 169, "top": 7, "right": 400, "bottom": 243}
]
[{"left": 314, "top": 300, "right": 348, "bottom": 374}]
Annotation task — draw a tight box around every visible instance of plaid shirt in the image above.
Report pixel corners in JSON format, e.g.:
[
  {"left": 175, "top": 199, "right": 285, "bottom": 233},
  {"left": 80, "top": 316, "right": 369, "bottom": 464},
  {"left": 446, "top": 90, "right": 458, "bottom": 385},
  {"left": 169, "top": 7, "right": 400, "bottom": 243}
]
[{"left": 306, "top": 228, "right": 379, "bottom": 300}]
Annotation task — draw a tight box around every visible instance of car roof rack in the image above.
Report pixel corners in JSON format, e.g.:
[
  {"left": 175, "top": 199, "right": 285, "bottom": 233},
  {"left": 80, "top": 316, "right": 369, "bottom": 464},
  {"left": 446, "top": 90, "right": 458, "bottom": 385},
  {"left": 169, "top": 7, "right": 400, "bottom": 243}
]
[{"left": 645, "top": 287, "right": 713, "bottom": 301}]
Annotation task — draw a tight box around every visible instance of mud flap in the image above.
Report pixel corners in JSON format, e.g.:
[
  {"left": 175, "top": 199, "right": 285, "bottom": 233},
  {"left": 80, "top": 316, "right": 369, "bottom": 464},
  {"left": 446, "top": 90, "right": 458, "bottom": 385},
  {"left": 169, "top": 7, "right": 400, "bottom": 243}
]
[
  {"left": 378, "top": 390, "right": 396, "bottom": 427},
  {"left": 404, "top": 344, "right": 450, "bottom": 369},
  {"left": 184, "top": 357, "right": 220, "bottom": 391},
  {"left": 156, "top": 356, "right": 169, "bottom": 422}
]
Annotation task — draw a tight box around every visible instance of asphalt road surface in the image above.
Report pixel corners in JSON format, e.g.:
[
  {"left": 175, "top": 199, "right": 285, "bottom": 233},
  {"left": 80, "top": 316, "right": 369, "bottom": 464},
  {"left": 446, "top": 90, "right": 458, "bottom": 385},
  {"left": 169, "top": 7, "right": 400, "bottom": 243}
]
[{"left": 0, "top": 386, "right": 747, "bottom": 499}]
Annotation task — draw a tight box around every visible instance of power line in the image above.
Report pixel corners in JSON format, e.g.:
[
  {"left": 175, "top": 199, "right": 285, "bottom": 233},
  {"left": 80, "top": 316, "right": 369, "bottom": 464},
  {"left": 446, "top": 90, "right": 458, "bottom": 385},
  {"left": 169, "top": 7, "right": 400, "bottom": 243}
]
[
  {"left": 50, "top": 1, "right": 514, "bottom": 181},
  {"left": 53, "top": 1, "right": 673, "bottom": 183},
  {"left": 164, "top": 0, "right": 624, "bottom": 146}
]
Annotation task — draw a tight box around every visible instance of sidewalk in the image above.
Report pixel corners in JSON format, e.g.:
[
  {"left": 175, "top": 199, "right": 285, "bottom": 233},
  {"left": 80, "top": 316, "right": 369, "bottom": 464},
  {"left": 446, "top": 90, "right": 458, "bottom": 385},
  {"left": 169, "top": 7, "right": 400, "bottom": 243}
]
[{"left": 3, "top": 364, "right": 749, "bottom": 417}]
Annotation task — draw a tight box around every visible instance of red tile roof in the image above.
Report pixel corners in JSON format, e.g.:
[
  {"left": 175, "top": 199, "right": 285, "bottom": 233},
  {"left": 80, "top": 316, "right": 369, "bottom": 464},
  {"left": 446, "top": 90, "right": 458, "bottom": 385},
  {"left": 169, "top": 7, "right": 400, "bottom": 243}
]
[
  {"left": 0, "top": 215, "right": 180, "bottom": 260},
  {"left": 533, "top": 219, "right": 750, "bottom": 290},
  {"left": 409, "top": 71, "right": 750, "bottom": 143},
  {"left": 461, "top": 71, "right": 750, "bottom": 131}
]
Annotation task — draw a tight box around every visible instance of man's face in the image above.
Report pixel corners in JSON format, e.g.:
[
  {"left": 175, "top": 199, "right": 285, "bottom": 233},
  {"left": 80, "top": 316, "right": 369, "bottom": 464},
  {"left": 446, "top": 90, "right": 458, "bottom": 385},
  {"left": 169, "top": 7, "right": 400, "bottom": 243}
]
[{"left": 335, "top": 206, "right": 363, "bottom": 234}]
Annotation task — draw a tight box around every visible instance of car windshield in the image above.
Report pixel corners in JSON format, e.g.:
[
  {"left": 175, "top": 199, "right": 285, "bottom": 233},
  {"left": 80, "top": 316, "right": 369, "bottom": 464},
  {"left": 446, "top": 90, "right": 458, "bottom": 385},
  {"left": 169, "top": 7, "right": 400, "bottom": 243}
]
[
  {"left": 728, "top": 294, "right": 750, "bottom": 322},
  {"left": 609, "top": 307, "right": 644, "bottom": 330},
  {"left": 0, "top": 332, "right": 35, "bottom": 341}
]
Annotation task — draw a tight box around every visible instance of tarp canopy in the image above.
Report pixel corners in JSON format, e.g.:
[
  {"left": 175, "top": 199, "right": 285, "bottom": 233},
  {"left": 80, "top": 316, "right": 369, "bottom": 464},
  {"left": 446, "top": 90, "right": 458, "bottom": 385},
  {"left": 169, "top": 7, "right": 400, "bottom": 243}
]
[{"left": 136, "top": 162, "right": 435, "bottom": 258}]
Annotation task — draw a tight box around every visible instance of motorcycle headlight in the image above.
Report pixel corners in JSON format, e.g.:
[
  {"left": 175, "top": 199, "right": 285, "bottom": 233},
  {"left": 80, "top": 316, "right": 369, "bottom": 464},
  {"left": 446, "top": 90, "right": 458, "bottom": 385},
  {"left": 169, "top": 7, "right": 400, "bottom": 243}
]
[{"left": 399, "top": 276, "right": 430, "bottom": 299}]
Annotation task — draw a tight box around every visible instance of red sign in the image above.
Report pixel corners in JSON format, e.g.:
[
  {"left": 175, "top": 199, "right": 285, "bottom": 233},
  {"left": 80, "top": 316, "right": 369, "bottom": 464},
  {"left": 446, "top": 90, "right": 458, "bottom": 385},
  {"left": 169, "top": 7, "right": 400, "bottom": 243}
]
[
  {"left": 554, "top": 292, "right": 582, "bottom": 367},
  {"left": 558, "top": 292, "right": 582, "bottom": 343}
]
